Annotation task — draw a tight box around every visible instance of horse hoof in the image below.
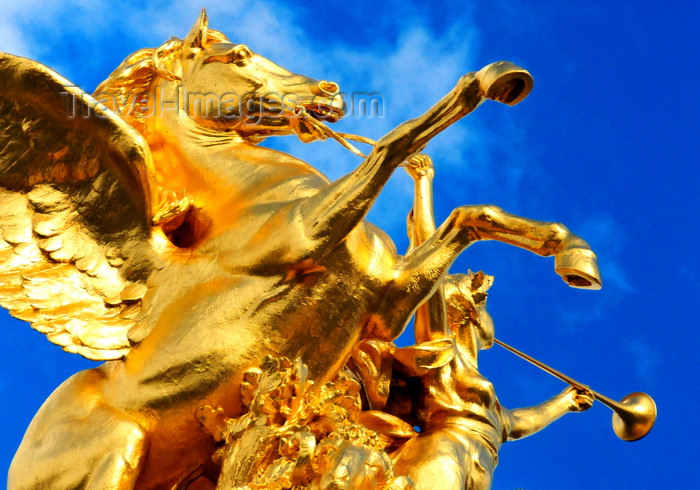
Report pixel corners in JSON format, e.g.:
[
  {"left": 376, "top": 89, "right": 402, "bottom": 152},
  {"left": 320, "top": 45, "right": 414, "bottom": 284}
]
[
  {"left": 554, "top": 247, "right": 602, "bottom": 290},
  {"left": 477, "top": 61, "right": 534, "bottom": 106}
]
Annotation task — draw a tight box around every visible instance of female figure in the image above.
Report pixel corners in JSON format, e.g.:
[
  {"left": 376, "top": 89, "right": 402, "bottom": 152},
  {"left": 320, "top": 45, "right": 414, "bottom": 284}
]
[{"left": 386, "top": 156, "right": 595, "bottom": 490}]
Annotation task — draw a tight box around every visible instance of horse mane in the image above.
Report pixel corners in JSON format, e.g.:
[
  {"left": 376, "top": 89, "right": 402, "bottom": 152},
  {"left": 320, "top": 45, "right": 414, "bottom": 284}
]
[{"left": 93, "top": 29, "right": 230, "bottom": 132}]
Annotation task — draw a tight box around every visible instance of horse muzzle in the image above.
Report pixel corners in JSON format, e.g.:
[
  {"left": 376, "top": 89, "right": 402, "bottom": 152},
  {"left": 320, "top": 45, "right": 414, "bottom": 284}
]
[{"left": 304, "top": 80, "right": 346, "bottom": 122}]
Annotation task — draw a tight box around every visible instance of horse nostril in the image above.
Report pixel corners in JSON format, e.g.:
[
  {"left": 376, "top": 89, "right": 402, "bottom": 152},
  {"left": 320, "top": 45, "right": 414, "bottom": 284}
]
[{"left": 318, "top": 80, "right": 339, "bottom": 95}]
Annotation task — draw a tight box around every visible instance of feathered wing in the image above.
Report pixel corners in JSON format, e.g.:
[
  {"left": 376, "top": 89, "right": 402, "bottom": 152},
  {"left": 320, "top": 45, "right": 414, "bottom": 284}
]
[{"left": 0, "top": 53, "right": 161, "bottom": 360}]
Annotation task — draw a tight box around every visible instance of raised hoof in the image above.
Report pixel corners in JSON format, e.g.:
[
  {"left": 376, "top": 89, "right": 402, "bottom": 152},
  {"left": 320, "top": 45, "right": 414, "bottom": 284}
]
[
  {"left": 555, "top": 247, "right": 602, "bottom": 290},
  {"left": 477, "top": 61, "right": 534, "bottom": 106}
]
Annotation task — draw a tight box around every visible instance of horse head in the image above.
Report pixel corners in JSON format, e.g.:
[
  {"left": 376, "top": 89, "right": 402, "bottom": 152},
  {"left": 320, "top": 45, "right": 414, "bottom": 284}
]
[{"left": 94, "top": 9, "right": 345, "bottom": 143}]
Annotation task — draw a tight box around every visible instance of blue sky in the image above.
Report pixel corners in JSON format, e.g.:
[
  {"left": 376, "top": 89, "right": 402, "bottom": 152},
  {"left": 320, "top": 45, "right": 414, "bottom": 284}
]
[{"left": 0, "top": 0, "right": 696, "bottom": 488}]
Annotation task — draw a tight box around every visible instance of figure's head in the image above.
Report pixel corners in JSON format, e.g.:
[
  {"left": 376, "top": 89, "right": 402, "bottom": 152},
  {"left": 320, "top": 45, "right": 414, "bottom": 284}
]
[
  {"left": 443, "top": 271, "right": 494, "bottom": 349},
  {"left": 93, "top": 9, "right": 344, "bottom": 141}
]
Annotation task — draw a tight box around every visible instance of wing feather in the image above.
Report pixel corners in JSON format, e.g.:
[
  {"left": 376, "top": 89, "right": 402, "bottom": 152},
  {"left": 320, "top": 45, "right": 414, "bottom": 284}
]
[{"left": 0, "top": 53, "right": 161, "bottom": 360}]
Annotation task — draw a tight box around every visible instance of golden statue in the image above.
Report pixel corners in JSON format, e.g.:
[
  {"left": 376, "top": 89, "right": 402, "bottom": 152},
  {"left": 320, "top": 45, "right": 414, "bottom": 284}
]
[
  {"left": 348, "top": 156, "right": 596, "bottom": 490},
  {"left": 0, "top": 9, "right": 653, "bottom": 489}
]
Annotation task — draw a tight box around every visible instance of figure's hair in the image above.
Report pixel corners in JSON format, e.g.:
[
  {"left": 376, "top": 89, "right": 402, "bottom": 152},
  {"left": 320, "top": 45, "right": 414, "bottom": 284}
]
[
  {"left": 442, "top": 271, "right": 493, "bottom": 332},
  {"left": 92, "top": 29, "right": 229, "bottom": 132}
]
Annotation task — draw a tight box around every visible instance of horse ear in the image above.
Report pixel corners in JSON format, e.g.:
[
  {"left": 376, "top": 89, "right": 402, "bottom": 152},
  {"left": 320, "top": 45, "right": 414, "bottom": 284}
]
[{"left": 185, "top": 8, "right": 209, "bottom": 51}]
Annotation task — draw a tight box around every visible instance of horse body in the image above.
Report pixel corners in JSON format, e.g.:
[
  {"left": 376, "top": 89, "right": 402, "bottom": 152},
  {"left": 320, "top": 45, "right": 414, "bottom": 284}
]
[
  {"left": 9, "top": 12, "right": 602, "bottom": 489},
  {"left": 108, "top": 233, "right": 399, "bottom": 487},
  {"left": 13, "top": 132, "right": 407, "bottom": 488}
]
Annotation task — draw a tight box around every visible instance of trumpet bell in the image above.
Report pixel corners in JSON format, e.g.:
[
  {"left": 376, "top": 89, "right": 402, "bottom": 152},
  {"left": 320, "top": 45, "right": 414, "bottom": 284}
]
[{"left": 611, "top": 392, "right": 657, "bottom": 442}]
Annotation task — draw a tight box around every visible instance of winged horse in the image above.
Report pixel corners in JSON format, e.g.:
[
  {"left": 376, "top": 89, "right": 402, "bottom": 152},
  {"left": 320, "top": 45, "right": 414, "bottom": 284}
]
[{"left": 1, "top": 10, "right": 601, "bottom": 489}]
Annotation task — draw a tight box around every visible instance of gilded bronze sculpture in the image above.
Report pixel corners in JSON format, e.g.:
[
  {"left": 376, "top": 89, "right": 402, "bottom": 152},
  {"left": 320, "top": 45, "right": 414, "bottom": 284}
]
[
  {"left": 0, "top": 9, "right": 653, "bottom": 489},
  {"left": 380, "top": 156, "right": 596, "bottom": 490}
]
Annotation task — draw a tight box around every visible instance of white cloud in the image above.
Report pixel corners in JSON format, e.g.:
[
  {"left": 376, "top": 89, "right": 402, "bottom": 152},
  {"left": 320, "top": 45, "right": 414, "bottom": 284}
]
[
  {"left": 0, "top": 23, "right": 30, "bottom": 58},
  {"left": 0, "top": 0, "right": 49, "bottom": 58},
  {"left": 626, "top": 339, "right": 659, "bottom": 384},
  {"left": 551, "top": 214, "right": 632, "bottom": 331},
  {"left": 577, "top": 214, "right": 633, "bottom": 293}
]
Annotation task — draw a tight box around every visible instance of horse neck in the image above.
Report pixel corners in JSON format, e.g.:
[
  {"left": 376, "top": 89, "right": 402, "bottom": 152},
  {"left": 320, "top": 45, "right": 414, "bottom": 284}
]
[{"left": 139, "top": 90, "right": 328, "bottom": 204}]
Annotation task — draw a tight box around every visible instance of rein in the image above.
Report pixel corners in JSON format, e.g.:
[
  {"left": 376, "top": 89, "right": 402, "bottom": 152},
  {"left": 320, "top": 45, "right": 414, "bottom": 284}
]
[
  {"left": 294, "top": 106, "right": 376, "bottom": 159},
  {"left": 294, "top": 106, "right": 413, "bottom": 168}
]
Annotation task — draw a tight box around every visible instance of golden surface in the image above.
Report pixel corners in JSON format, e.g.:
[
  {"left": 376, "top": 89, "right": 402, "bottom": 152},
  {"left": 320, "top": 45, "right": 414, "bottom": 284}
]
[
  {"left": 200, "top": 356, "right": 412, "bottom": 489},
  {"left": 346, "top": 156, "right": 596, "bottom": 490},
  {"left": 2, "top": 9, "right": 617, "bottom": 489}
]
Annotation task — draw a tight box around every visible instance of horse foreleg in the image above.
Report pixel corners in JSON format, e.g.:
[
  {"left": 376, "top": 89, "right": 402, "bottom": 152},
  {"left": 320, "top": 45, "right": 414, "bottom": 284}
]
[
  {"left": 296, "top": 62, "right": 533, "bottom": 261},
  {"left": 456, "top": 204, "right": 602, "bottom": 289},
  {"left": 373, "top": 204, "right": 601, "bottom": 340}
]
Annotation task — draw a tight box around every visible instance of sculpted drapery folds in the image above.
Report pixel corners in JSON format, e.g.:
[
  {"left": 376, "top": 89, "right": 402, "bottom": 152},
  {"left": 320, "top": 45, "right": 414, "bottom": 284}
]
[{"left": 1, "top": 9, "right": 608, "bottom": 489}]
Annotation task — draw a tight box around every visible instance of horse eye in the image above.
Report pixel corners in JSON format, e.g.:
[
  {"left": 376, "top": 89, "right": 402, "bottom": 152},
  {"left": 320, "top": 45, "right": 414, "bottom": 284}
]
[
  {"left": 233, "top": 46, "right": 252, "bottom": 64},
  {"left": 203, "top": 45, "right": 253, "bottom": 65}
]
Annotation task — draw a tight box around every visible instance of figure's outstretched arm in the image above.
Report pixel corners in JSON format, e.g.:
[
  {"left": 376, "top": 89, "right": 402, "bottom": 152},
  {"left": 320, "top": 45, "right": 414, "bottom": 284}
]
[
  {"left": 404, "top": 154, "right": 449, "bottom": 343},
  {"left": 504, "top": 386, "right": 594, "bottom": 441},
  {"left": 405, "top": 154, "right": 437, "bottom": 252}
]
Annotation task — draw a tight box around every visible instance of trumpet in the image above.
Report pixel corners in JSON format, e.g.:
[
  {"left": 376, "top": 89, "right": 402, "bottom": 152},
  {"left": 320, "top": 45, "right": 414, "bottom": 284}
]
[{"left": 494, "top": 338, "right": 657, "bottom": 441}]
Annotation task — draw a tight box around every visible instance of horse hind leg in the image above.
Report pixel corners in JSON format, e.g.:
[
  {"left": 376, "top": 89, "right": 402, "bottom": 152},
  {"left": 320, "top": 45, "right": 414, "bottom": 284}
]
[
  {"left": 9, "top": 380, "right": 148, "bottom": 490},
  {"left": 83, "top": 408, "right": 148, "bottom": 489}
]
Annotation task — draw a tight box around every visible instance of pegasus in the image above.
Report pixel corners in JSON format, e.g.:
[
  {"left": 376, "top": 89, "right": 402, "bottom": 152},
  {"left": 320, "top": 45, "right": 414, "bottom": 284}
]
[{"left": 2, "top": 10, "right": 601, "bottom": 489}]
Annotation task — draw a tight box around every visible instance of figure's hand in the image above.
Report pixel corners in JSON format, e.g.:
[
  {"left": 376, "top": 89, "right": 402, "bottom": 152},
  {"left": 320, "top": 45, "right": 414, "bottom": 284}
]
[
  {"left": 403, "top": 153, "right": 434, "bottom": 181},
  {"left": 563, "top": 386, "right": 595, "bottom": 412}
]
